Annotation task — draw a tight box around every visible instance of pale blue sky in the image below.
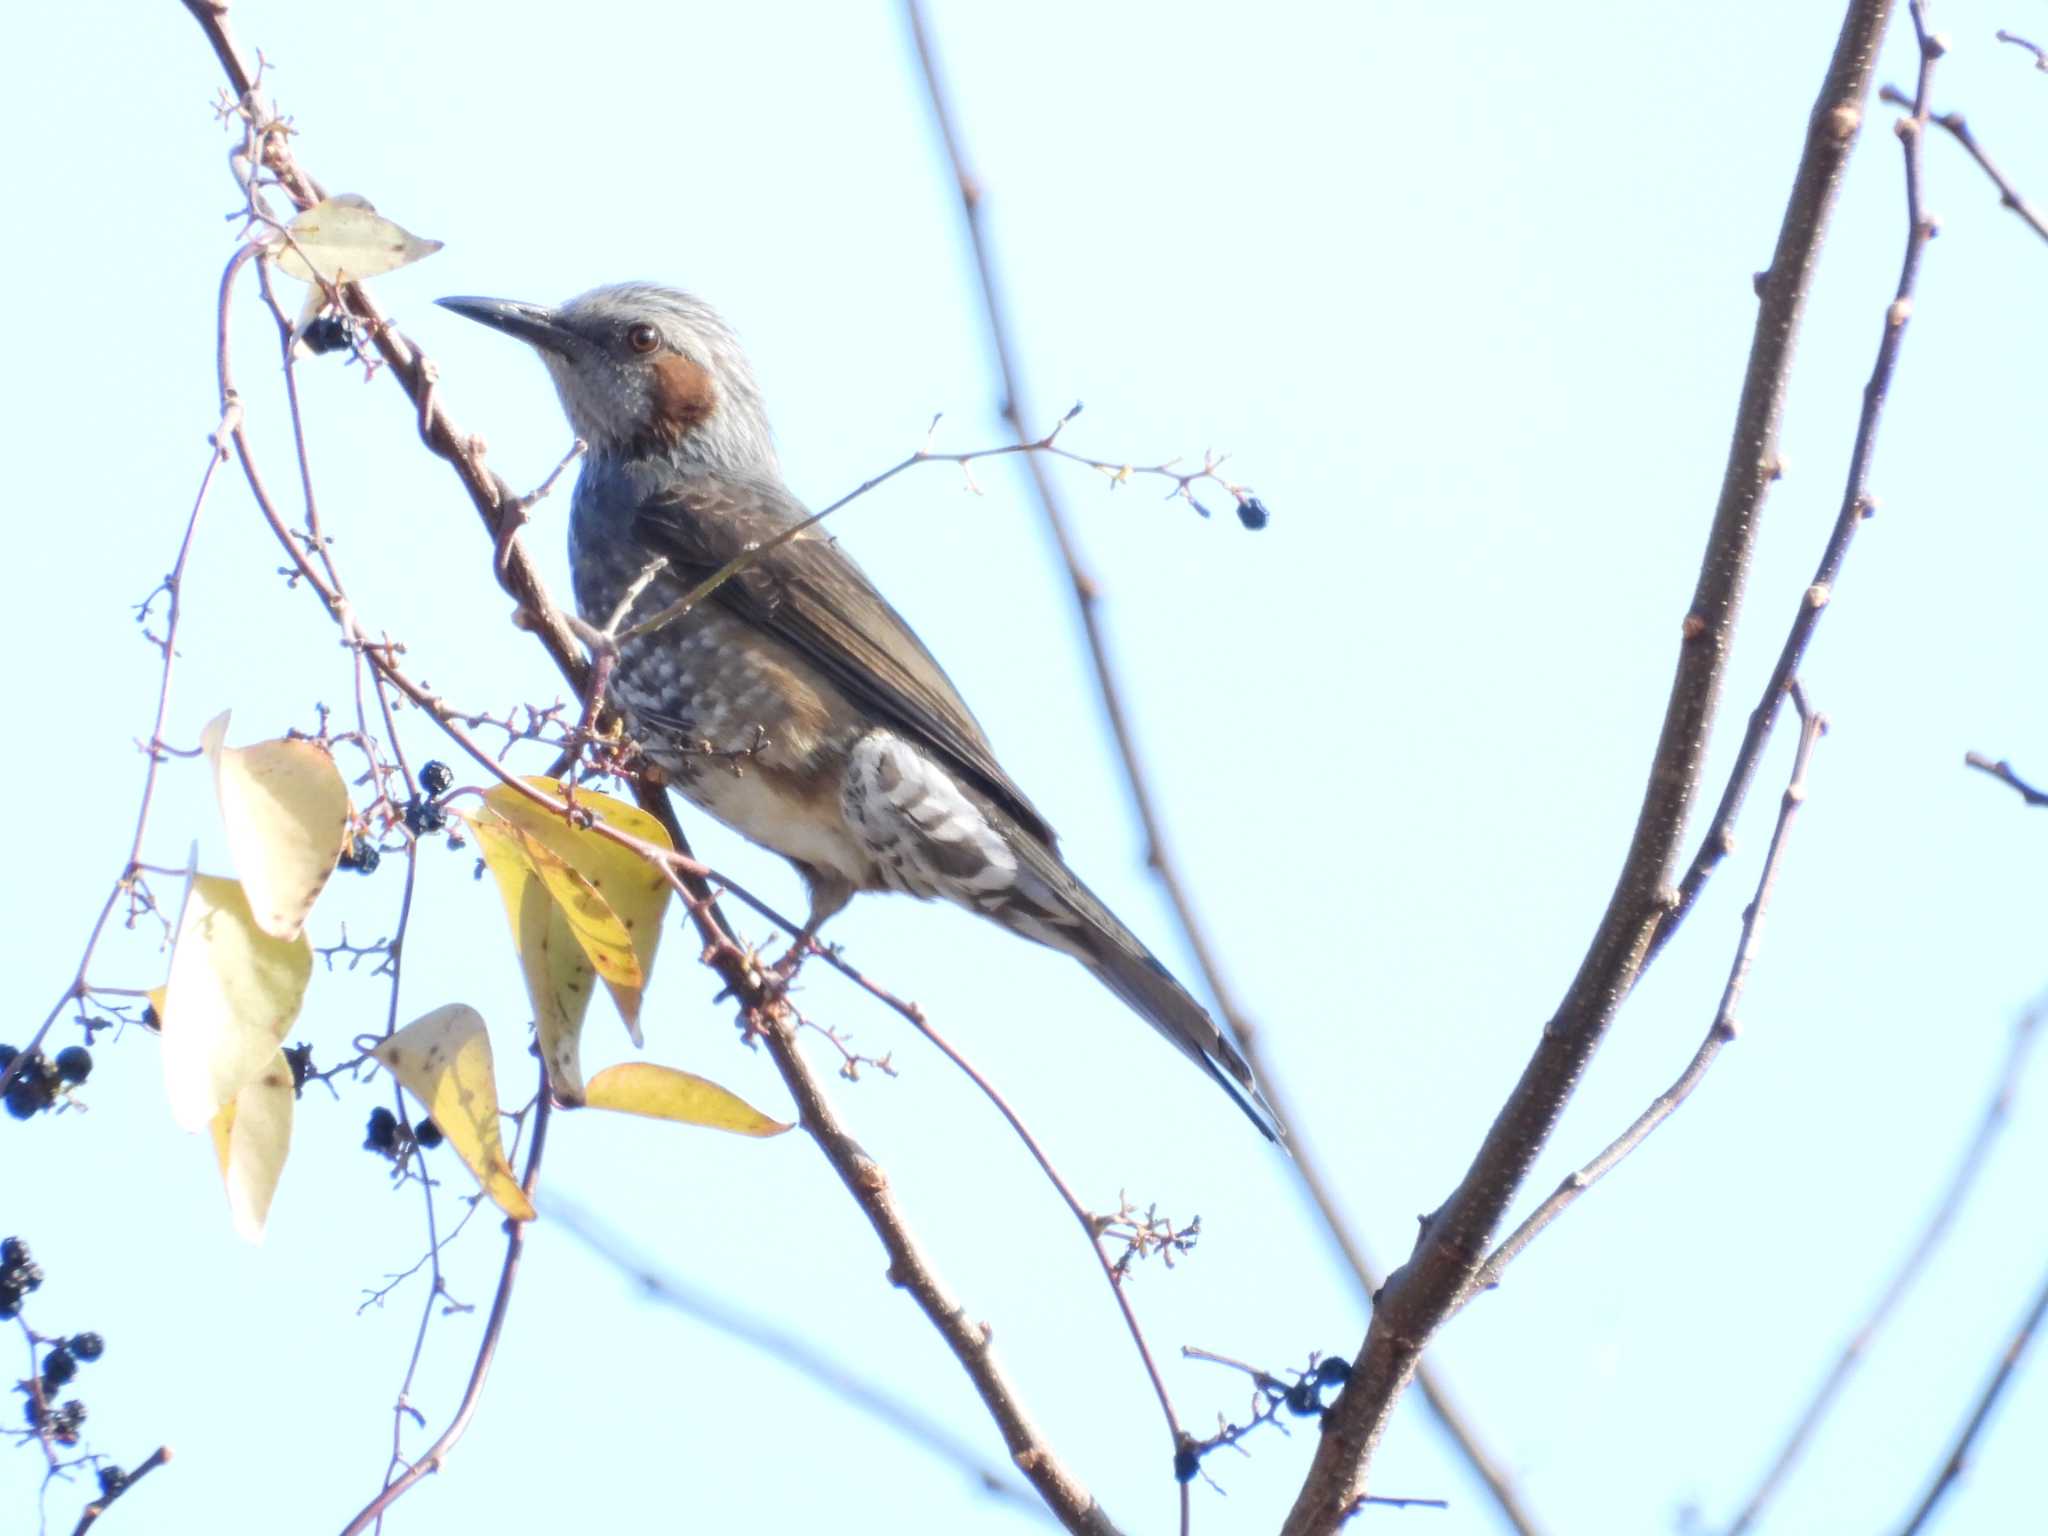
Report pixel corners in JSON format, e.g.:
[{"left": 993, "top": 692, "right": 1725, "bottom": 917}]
[{"left": 4, "top": 3, "right": 2046, "bottom": 1533}]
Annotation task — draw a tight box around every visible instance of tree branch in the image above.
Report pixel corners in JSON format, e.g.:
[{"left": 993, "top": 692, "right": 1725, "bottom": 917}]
[{"left": 1283, "top": 4, "right": 1898, "bottom": 1529}]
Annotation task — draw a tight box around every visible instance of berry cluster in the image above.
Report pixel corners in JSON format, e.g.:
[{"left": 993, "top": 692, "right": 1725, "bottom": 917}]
[
  {"left": 402, "top": 760, "right": 456, "bottom": 838},
  {"left": 0, "top": 1044, "right": 91, "bottom": 1119},
  {"left": 3, "top": 1241, "right": 107, "bottom": 1450},
  {"left": 0, "top": 1236, "right": 44, "bottom": 1316},
  {"left": 363, "top": 1107, "right": 441, "bottom": 1157},
  {"left": 1174, "top": 1353, "right": 1351, "bottom": 1484}
]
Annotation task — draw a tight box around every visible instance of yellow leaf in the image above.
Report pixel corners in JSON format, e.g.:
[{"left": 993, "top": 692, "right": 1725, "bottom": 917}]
[
  {"left": 481, "top": 779, "right": 672, "bottom": 1042},
  {"left": 464, "top": 811, "right": 598, "bottom": 1104},
  {"left": 584, "top": 1062, "right": 791, "bottom": 1138},
  {"left": 209, "top": 1050, "right": 294, "bottom": 1243},
  {"left": 371, "top": 1005, "right": 534, "bottom": 1222},
  {"left": 271, "top": 195, "right": 443, "bottom": 285},
  {"left": 201, "top": 711, "right": 351, "bottom": 941},
  {"left": 161, "top": 875, "right": 313, "bottom": 1132}
]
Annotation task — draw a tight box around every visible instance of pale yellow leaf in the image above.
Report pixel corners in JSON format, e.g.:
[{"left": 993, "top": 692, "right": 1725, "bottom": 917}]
[
  {"left": 201, "top": 711, "right": 350, "bottom": 941},
  {"left": 209, "top": 1050, "right": 294, "bottom": 1243},
  {"left": 271, "top": 195, "right": 443, "bottom": 285},
  {"left": 481, "top": 779, "right": 672, "bottom": 1041},
  {"left": 371, "top": 1005, "right": 534, "bottom": 1221},
  {"left": 464, "top": 811, "right": 598, "bottom": 1104},
  {"left": 161, "top": 875, "right": 313, "bottom": 1132},
  {"left": 584, "top": 1062, "right": 791, "bottom": 1138}
]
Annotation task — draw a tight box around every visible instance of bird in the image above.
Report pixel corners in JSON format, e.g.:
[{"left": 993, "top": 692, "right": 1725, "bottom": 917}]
[{"left": 438, "top": 283, "right": 1280, "bottom": 1141}]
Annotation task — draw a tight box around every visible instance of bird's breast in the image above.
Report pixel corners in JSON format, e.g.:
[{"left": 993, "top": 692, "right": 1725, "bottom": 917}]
[{"left": 608, "top": 607, "right": 873, "bottom": 887}]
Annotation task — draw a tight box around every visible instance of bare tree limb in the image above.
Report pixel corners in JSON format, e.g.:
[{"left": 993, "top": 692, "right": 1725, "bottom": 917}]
[{"left": 1281, "top": 5, "right": 1898, "bottom": 1529}]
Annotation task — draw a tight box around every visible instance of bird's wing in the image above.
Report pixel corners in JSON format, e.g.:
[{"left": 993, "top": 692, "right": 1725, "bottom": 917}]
[{"left": 633, "top": 471, "right": 1058, "bottom": 846}]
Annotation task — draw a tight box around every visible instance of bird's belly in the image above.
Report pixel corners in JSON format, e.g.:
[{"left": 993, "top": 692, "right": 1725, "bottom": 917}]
[{"left": 682, "top": 758, "right": 872, "bottom": 887}]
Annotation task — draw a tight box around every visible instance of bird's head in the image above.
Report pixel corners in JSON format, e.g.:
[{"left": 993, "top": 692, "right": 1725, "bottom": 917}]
[{"left": 437, "top": 283, "right": 777, "bottom": 474}]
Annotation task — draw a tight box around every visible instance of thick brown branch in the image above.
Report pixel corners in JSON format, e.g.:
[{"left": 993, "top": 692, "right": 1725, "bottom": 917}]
[{"left": 1283, "top": 4, "right": 1897, "bottom": 1529}]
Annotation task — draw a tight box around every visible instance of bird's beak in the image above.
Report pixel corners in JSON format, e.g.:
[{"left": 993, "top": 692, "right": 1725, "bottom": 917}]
[{"left": 436, "top": 295, "right": 584, "bottom": 358}]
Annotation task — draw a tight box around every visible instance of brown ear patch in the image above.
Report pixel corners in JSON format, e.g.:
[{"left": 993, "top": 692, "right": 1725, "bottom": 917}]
[{"left": 647, "top": 354, "right": 717, "bottom": 440}]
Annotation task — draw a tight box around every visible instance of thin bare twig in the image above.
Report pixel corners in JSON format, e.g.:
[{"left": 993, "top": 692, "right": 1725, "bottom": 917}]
[
  {"left": 1726, "top": 993, "right": 2047, "bottom": 1533},
  {"left": 629, "top": 791, "right": 1124, "bottom": 1536},
  {"left": 1995, "top": 29, "right": 2048, "bottom": 71},
  {"left": 1895, "top": 1254, "right": 2048, "bottom": 1534},
  {"left": 1283, "top": 5, "right": 1898, "bottom": 1529},
  {"left": 68, "top": 1447, "right": 173, "bottom": 1536},
  {"left": 1964, "top": 751, "right": 2048, "bottom": 806},
  {"left": 1890, "top": 93, "right": 2048, "bottom": 245},
  {"left": 2, "top": 388, "right": 228, "bottom": 1099},
  {"left": 900, "top": 4, "right": 1543, "bottom": 1531},
  {"left": 337, "top": 1067, "right": 550, "bottom": 1536},
  {"left": 1476, "top": 686, "right": 1828, "bottom": 1290},
  {"left": 879, "top": 995, "right": 1192, "bottom": 1530}
]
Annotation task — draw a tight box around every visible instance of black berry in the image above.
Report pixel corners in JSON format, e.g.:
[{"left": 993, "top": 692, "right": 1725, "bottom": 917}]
[
  {"left": 1236, "top": 495, "right": 1270, "bottom": 531},
  {"left": 403, "top": 797, "right": 446, "bottom": 836},
  {"left": 301, "top": 314, "right": 354, "bottom": 355},
  {"left": 69, "top": 1333, "right": 105, "bottom": 1362},
  {"left": 0, "top": 1285, "right": 20, "bottom": 1319},
  {"left": 4, "top": 1075, "right": 48, "bottom": 1119},
  {"left": 97, "top": 1465, "right": 128, "bottom": 1499},
  {"left": 338, "top": 836, "right": 382, "bottom": 875},
  {"left": 419, "top": 760, "right": 454, "bottom": 797},
  {"left": 283, "top": 1044, "right": 315, "bottom": 1094},
  {"left": 1173, "top": 1446, "right": 1200, "bottom": 1484},
  {"left": 1284, "top": 1380, "right": 1320, "bottom": 1417},
  {"left": 41, "top": 1347, "right": 76, "bottom": 1391},
  {"left": 50, "top": 1399, "right": 86, "bottom": 1444},
  {"left": 1, "top": 1237, "right": 30, "bottom": 1270},
  {"left": 413, "top": 1118, "right": 443, "bottom": 1149},
  {"left": 22, "top": 1397, "right": 43, "bottom": 1429},
  {"left": 364, "top": 1106, "right": 400, "bottom": 1155},
  {"left": 1315, "top": 1355, "right": 1350, "bottom": 1386},
  {"left": 55, "top": 1046, "right": 92, "bottom": 1085},
  {"left": 0, "top": 1045, "right": 16, "bottom": 1073}
]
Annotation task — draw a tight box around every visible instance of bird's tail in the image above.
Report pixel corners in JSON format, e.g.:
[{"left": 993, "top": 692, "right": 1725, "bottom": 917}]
[{"left": 995, "top": 841, "right": 1284, "bottom": 1144}]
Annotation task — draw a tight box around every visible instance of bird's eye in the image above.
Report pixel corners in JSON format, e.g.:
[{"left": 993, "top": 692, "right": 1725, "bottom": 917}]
[{"left": 626, "top": 323, "right": 661, "bottom": 354}]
